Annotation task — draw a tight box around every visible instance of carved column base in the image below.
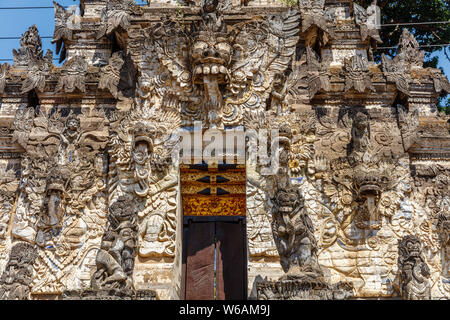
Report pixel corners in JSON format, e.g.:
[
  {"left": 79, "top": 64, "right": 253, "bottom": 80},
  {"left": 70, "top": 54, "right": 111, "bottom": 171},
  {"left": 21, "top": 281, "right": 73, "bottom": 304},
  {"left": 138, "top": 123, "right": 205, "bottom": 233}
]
[
  {"left": 256, "top": 277, "right": 354, "bottom": 300},
  {"left": 62, "top": 289, "right": 158, "bottom": 300}
]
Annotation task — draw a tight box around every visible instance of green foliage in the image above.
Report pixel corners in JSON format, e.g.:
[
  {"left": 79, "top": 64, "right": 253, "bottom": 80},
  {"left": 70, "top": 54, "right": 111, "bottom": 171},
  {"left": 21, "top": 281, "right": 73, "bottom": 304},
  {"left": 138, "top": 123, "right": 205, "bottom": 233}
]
[
  {"left": 356, "top": 0, "right": 450, "bottom": 109},
  {"left": 438, "top": 96, "right": 450, "bottom": 114},
  {"left": 355, "top": 0, "right": 450, "bottom": 61}
]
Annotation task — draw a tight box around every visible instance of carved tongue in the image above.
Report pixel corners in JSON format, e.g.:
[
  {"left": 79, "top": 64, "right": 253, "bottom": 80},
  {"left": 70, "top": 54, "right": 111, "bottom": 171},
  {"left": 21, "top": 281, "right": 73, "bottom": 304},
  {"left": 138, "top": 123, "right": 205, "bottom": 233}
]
[
  {"left": 366, "top": 196, "right": 377, "bottom": 226},
  {"left": 203, "top": 74, "right": 222, "bottom": 127}
]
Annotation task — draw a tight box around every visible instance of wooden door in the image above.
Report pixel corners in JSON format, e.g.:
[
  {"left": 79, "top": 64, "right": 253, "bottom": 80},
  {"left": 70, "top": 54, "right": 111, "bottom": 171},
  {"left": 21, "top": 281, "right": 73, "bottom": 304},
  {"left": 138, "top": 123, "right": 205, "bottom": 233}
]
[
  {"left": 183, "top": 218, "right": 247, "bottom": 300},
  {"left": 185, "top": 221, "right": 215, "bottom": 300},
  {"left": 215, "top": 221, "right": 246, "bottom": 300}
]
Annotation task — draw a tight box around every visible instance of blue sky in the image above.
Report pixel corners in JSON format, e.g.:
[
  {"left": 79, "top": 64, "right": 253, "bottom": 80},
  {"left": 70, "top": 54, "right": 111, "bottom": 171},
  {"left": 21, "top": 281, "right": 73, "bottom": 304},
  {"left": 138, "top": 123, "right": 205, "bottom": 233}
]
[{"left": 0, "top": 0, "right": 448, "bottom": 78}]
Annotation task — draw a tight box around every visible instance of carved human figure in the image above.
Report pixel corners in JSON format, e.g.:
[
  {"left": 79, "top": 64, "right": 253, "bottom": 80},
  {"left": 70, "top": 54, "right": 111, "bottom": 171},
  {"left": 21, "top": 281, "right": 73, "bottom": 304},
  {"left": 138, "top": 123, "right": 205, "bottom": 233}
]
[
  {"left": 132, "top": 135, "right": 152, "bottom": 197},
  {"left": 271, "top": 73, "right": 288, "bottom": 115},
  {"left": 59, "top": 115, "right": 81, "bottom": 166},
  {"left": 0, "top": 243, "right": 37, "bottom": 300},
  {"left": 35, "top": 172, "right": 66, "bottom": 247},
  {"left": 91, "top": 197, "right": 138, "bottom": 294},
  {"left": 398, "top": 235, "right": 431, "bottom": 300},
  {"left": 347, "top": 111, "right": 372, "bottom": 169}
]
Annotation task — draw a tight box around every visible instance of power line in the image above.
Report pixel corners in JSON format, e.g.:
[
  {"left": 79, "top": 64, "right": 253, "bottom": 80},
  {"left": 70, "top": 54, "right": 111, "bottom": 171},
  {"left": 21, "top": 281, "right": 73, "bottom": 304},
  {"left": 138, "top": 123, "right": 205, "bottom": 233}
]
[
  {"left": 0, "top": 6, "right": 66, "bottom": 10},
  {"left": 0, "top": 36, "right": 53, "bottom": 40},
  {"left": 377, "top": 43, "right": 450, "bottom": 50},
  {"left": 380, "top": 21, "right": 450, "bottom": 27},
  {"left": 0, "top": 6, "right": 448, "bottom": 27},
  {"left": 0, "top": 58, "right": 61, "bottom": 61}
]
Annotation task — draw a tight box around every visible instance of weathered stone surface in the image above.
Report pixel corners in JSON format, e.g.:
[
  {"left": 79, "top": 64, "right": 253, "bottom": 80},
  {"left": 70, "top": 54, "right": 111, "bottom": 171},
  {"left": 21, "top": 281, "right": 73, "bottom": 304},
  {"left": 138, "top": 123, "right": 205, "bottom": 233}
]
[
  {"left": 0, "top": 0, "right": 448, "bottom": 300},
  {"left": 62, "top": 289, "right": 157, "bottom": 300},
  {"left": 256, "top": 277, "right": 354, "bottom": 300}
]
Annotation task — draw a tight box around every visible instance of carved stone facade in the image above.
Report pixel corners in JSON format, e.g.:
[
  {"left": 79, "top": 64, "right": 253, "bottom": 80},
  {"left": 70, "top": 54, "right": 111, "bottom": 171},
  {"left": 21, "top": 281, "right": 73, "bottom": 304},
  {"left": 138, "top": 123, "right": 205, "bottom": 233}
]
[{"left": 0, "top": 0, "right": 448, "bottom": 300}]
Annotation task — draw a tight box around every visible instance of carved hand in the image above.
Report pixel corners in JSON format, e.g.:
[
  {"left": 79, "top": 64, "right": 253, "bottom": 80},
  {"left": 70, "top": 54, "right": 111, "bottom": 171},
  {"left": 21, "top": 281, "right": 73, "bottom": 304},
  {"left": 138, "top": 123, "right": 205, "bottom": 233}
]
[{"left": 313, "top": 155, "right": 328, "bottom": 173}]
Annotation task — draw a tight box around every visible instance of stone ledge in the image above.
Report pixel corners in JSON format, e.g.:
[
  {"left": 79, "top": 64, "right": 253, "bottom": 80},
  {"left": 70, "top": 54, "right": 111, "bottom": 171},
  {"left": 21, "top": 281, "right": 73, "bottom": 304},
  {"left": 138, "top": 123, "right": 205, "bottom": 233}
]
[
  {"left": 62, "top": 289, "right": 158, "bottom": 300},
  {"left": 256, "top": 278, "right": 354, "bottom": 300}
]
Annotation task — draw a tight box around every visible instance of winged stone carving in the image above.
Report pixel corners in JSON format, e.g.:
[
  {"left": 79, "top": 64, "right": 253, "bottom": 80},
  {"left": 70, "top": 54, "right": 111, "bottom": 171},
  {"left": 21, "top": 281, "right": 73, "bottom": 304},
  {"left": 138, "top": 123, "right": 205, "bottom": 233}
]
[
  {"left": 129, "top": 4, "right": 300, "bottom": 128},
  {"left": 298, "top": 0, "right": 334, "bottom": 47},
  {"left": 380, "top": 29, "right": 449, "bottom": 95},
  {"left": 55, "top": 56, "right": 88, "bottom": 93},
  {"left": 354, "top": 1, "right": 382, "bottom": 43},
  {"left": 21, "top": 50, "right": 54, "bottom": 94},
  {"left": 98, "top": 51, "right": 125, "bottom": 98},
  {"left": 96, "top": 0, "right": 143, "bottom": 40},
  {"left": 343, "top": 54, "right": 375, "bottom": 93},
  {"left": 52, "top": 1, "right": 80, "bottom": 63},
  {"left": 288, "top": 47, "right": 331, "bottom": 100}
]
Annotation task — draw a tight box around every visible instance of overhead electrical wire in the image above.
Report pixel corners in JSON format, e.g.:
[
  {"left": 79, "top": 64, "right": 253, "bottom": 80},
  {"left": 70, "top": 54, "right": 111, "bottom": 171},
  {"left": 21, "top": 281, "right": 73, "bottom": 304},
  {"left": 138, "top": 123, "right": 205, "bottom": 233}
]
[
  {"left": 0, "top": 36, "right": 53, "bottom": 40},
  {"left": 0, "top": 6, "right": 60, "bottom": 10},
  {"left": 380, "top": 21, "right": 450, "bottom": 27},
  {"left": 376, "top": 44, "right": 450, "bottom": 50},
  {"left": 0, "top": 58, "right": 60, "bottom": 61},
  {"left": 0, "top": 7, "right": 448, "bottom": 58}
]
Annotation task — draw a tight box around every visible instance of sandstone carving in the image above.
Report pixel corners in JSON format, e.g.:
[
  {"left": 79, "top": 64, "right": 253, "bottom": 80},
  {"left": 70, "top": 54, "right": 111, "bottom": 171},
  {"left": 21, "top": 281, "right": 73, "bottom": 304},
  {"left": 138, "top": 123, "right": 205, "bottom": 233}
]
[
  {"left": 288, "top": 47, "right": 331, "bottom": 100},
  {"left": 96, "top": 0, "right": 142, "bottom": 39},
  {"left": 52, "top": 1, "right": 78, "bottom": 63},
  {"left": 343, "top": 55, "right": 375, "bottom": 93},
  {"left": 13, "top": 25, "right": 43, "bottom": 68},
  {"left": 98, "top": 51, "right": 125, "bottom": 98},
  {"left": 382, "top": 29, "right": 450, "bottom": 96},
  {"left": 21, "top": 50, "right": 54, "bottom": 94},
  {"left": 0, "top": 0, "right": 447, "bottom": 301},
  {"left": 55, "top": 56, "right": 88, "bottom": 93},
  {"left": 91, "top": 196, "right": 137, "bottom": 296},
  {"left": 0, "top": 63, "right": 9, "bottom": 94},
  {"left": 354, "top": 1, "right": 382, "bottom": 43},
  {"left": 0, "top": 243, "right": 37, "bottom": 300},
  {"left": 398, "top": 235, "right": 431, "bottom": 300}
]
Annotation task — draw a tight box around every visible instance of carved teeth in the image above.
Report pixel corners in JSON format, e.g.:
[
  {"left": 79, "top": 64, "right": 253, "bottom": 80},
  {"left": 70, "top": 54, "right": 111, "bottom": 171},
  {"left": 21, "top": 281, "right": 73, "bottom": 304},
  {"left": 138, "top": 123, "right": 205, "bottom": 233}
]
[
  {"left": 195, "top": 66, "right": 203, "bottom": 75},
  {"left": 203, "top": 66, "right": 210, "bottom": 75},
  {"left": 211, "top": 65, "right": 219, "bottom": 74},
  {"left": 219, "top": 66, "right": 227, "bottom": 74}
]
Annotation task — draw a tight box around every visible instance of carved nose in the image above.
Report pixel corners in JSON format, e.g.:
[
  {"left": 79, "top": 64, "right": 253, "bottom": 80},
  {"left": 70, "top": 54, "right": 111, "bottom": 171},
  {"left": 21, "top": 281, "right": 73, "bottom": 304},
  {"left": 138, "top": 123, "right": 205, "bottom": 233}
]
[{"left": 203, "top": 48, "right": 219, "bottom": 58}]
